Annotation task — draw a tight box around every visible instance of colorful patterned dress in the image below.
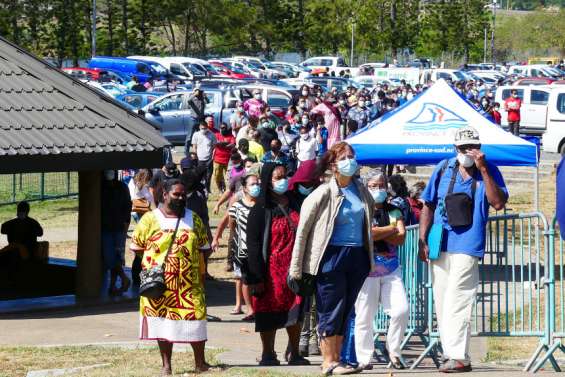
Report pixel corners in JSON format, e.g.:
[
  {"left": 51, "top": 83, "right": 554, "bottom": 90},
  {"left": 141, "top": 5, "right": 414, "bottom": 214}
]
[{"left": 131, "top": 209, "right": 209, "bottom": 343}]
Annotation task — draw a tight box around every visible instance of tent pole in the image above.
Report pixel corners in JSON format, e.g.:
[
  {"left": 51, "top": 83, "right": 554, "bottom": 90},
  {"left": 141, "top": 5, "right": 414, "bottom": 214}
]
[{"left": 534, "top": 165, "right": 539, "bottom": 213}]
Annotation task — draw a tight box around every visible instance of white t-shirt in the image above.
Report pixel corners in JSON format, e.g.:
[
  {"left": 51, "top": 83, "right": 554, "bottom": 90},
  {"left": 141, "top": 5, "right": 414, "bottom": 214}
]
[
  {"left": 128, "top": 180, "right": 154, "bottom": 204},
  {"left": 191, "top": 130, "right": 217, "bottom": 161},
  {"left": 296, "top": 136, "right": 317, "bottom": 162}
]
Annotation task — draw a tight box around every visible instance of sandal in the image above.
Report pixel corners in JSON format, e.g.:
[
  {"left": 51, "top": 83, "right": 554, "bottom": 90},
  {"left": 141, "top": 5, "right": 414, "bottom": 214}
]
[
  {"left": 321, "top": 362, "right": 340, "bottom": 376},
  {"left": 242, "top": 313, "right": 255, "bottom": 321},
  {"left": 230, "top": 308, "right": 244, "bottom": 315},
  {"left": 332, "top": 363, "right": 358, "bottom": 375},
  {"left": 390, "top": 356, "right": 405, "bottom": 370}
]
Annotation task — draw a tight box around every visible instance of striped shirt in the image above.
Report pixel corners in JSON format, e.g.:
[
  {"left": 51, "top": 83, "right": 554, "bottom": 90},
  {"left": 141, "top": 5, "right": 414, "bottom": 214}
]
[{"left": 228, "top": 199, "right": 252, "bottom": 261}]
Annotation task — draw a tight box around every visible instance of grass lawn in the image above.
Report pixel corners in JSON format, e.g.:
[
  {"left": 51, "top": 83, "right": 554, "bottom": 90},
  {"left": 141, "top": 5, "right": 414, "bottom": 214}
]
[
  {"left": 0, "top": 198, "right": 78, "bottom": 229},
  {"left": 0, "top": 346, "right": 303, "bottom": 377}
]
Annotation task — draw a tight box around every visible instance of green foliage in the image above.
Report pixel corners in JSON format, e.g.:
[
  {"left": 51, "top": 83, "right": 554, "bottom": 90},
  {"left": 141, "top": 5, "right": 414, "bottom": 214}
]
[{"left": 0, "top": 0, "right": 561, "bottom": 66}]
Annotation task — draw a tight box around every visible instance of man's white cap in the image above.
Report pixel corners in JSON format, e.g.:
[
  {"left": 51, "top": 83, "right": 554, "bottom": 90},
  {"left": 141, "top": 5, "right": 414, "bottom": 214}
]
[{"left": 454, "top": 126, "right": 481, "bottom": 146}]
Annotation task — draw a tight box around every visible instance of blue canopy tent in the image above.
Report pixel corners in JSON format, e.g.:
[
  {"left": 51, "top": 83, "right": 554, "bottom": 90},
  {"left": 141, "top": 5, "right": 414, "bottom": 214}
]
[{"left": 347, "top": 79, "right": 538, "bottom": 167}]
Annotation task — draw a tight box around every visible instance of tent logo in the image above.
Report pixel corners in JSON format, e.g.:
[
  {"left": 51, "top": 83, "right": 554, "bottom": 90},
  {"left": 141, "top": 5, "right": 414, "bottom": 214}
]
[{"left": 404, "top": 102, "right": 467, "bottom": 131}]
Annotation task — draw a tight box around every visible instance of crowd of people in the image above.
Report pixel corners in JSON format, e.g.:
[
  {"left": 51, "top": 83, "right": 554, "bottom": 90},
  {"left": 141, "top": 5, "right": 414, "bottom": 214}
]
[{"left": 88, "top": 76, "right": 511, "bottom": 375}]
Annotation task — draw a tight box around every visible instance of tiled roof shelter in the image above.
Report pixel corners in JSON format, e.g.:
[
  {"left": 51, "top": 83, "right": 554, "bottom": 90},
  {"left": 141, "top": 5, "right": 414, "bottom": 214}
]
[
  {"left": 0, "top": 36, "right": 168, "bottom": 173},
  {"left": 0, "top": 37, "right": 169, "bottom": 298}
]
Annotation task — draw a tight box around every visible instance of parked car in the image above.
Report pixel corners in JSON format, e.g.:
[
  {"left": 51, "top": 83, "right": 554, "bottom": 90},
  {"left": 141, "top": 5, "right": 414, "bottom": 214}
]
[
  {"left": 208, "top": 61, "right": 254, "bottom": 79},
  {"left": 62, "top": 67, "right": 103, "bottom": 81},
  {"left": 298, "top": 56, "right": 351, "bottom": 77},
  {"left": 116, "top": 92, "right": 162, "bottom": 110},
  {"left": 141, "top": 83, "right": 299, "bottom": 144},
  {"left": 128, "top": 56, "right": 206, "bottom": 81},
  {"left": 507, "top": 65, "right": 563, "bottom": 80},
  {"left": 88, "top": 56, "right": 168, "bottom": 83},
  {"left": 232, "top": 56, "right": 284, "bottom": 79},
  {"left": 541, "top": 86, "right": 565, "bottom": 154},
  {"left": 494, "top": 85, "right": 553, "bottom": 135},
  {"left": 270, "top": 61, "right": 306, "bottom": 78},
  {"left": 514, "top": 77, "right": 556, "bottom": 86}
]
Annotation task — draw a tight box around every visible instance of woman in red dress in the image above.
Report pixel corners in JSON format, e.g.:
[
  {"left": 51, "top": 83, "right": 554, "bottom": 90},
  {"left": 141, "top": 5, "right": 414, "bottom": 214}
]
[{"left": 246, "top": 162, "right": 309, "bottom": 366}]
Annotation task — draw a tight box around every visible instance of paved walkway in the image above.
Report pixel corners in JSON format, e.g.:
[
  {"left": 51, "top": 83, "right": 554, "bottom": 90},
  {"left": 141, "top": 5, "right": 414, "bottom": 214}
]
[{"left": 0, "top": 279, "right": 548, "bottom": 376}]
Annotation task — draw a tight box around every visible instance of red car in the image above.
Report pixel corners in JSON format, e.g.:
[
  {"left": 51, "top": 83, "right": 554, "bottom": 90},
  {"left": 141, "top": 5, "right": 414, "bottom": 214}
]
[
  {"left": 514, "top": 77, "right": 556, "bottom": 86},
  {"left": 62, "top": 67, "right": 103, "bottom": 81},
  {"left": 209, "top": 61, "right": 253, "bottom": 79}
]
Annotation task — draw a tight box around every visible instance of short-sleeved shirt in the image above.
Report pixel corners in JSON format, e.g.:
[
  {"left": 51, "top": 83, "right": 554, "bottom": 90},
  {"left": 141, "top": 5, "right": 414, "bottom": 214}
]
[
  {"left": 213, "top": 131, "right": 235, "bottom": 165},
  {"left": 329, "top": 182, "right": 365, "bottom": 247},
  {"left": 317, "top": 127, "right": 329, "bottom": 155},
  {"left": 421, "top": 157, "right": 508, "bottom": 258},
  {"left": 230, "top": 113, "right": 248, "bottom": 130},
  {"left": 248, "top": 140, "right": 265, "bottom": 161},
  {"left": 191, "top": 130, "right": 217, "bottom": 161},
  {"left": 505, "top": 97, "right": 522, "bottom": 122}
]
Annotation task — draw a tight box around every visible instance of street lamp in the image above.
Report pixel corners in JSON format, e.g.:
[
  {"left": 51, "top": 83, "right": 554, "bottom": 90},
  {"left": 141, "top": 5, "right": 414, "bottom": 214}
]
[
  {"left": 350, "top": 20, "right": 355, "bottom": 67},
  {"left": 92, "top": 0, "right": 96, "bottom": 58},
  {"left": 491, "top": 0, "right": 497, "bottom": 67}
]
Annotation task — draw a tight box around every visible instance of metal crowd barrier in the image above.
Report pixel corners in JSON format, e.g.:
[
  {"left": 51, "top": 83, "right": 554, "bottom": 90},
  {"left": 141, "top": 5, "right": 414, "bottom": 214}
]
[{"left": 372, "top": 212, "right": 563, "bottom": 372}]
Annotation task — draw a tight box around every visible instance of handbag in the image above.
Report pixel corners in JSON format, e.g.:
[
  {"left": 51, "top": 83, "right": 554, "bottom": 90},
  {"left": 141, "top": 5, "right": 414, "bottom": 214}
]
[
  {"left": 444, "top": 162, "right": 477, "bottom": 228},
  {"left": 277, "top": 204, "right": 318, "bottom": 297},
  {"left": 139, "top": 217, "right": 181, "bottom": 299},
  {"left": 427, "top": 223, "right": 444, "bottom": 260},
  {"left": 132, "top": 198, "right": 151, "bottom": 215}
]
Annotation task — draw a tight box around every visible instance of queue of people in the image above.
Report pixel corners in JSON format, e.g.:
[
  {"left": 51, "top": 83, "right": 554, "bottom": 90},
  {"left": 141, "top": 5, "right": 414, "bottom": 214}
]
[{"left": 119, "top": 97, "right": 507, "bottom": 375}]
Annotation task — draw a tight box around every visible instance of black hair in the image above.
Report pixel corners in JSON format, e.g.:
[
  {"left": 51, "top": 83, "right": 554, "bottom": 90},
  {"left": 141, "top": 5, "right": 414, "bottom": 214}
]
[
  {"left": 199, "top": 121, "right": 207, "bottom": 127},
  {"left": 17, "top": 201, "right": 30, "bottom": 213},
  {"left": 389, "top": 174, "right": 409, "bottom": 198},
  {"left": 230, "top": 151, "right": 242, "bottom": 161},
  {"left": 240, "top": 172, "right": 258, "bottom": 187},
  {"left": 163, "top": 178, "right": 184, "bottom": 194},
  {"left": 244, "top": 157, "right": 257, "bottom": 164}
]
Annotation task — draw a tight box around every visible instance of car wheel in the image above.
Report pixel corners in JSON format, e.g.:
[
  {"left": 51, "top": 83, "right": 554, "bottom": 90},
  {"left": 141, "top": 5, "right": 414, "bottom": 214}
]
[{"left": 560, "top": 142, "right": 565, "bottom": 156}]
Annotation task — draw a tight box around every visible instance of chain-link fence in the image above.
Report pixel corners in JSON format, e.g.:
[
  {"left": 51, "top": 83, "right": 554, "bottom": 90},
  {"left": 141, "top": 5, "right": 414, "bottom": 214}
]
[{"left": 0, "top": 172, "right": 78, "bottom": 205}]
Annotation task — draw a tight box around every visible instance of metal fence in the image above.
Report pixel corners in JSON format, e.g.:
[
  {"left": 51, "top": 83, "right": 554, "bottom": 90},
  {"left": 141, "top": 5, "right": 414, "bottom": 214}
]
[
  {"left": 0, "top": 173, "right": 78, "bottom": 205},
  {"left": 373, "top": 212, "right": 564, "bottom": 372}
]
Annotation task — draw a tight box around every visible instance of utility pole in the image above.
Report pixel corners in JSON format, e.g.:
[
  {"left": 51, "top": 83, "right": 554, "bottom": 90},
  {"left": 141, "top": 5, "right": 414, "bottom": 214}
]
[
  {"left": 483, "top": 27, "right": 487, "bottom": 63},
  {"left": 92, "top": 0, "right": 97, "bottom": 58},
  {"left": 491, "top": 0, "right": 496, "bottom": 66},
  {"left": 350, "top": 21, "right": 355, "bottom": 67}
]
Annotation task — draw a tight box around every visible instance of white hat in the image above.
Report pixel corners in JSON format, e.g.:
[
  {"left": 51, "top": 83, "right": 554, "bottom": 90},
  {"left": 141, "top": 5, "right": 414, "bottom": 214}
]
[{"left": 454, "top": 126, "right": 481, "bottom": 146}]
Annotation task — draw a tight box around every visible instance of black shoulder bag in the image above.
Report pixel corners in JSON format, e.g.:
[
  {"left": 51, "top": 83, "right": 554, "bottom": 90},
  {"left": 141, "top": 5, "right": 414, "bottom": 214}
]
[
  {"left": 279, "top": 204, "right": 316, "bottom": 297},
  {"left": 444, "top": 163, "right": 477, "bottom": 228},
  {"left": 139, "top": 217, "right": 181, "bottom": 299}
]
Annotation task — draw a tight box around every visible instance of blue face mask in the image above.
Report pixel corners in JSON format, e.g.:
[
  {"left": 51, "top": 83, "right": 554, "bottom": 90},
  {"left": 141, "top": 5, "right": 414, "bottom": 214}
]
[
  {"left": 337, "top": 158, "right": 358, "bottom": 177},
  {"left": 248, "top": 184, "right": 261, "bottom": 198},
  {"left": 298, "top": 184, "right": 313, "bottom": 196},
  {"left": 272, "top": 178, "right": 289, "bottom": 194},
  {"left": 370, "top": 189, "right": 388, "bottom": 204}
]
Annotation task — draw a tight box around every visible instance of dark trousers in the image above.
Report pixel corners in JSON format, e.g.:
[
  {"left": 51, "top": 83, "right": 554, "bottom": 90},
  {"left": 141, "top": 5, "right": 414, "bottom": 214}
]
[
  {"left": 198, "top": 159, "right": 213, "bottom": 193},
  {"left": 315, "top": 245, "right": 370, "bottom": 338},
  {"left": 509, "top": 121, "right": 520, "bottom": 136}
]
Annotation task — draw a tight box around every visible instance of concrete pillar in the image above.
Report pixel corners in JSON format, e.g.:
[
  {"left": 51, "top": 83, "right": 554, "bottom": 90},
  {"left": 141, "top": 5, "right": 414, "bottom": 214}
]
[{"left": 76, "top": 171, "right": 102, "bottom": 298}]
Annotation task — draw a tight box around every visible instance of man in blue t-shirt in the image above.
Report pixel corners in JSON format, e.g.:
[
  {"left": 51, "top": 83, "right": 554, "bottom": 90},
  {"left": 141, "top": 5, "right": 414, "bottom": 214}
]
[{"left": 419, "top": 126, "right": 508, "bottom": 373}]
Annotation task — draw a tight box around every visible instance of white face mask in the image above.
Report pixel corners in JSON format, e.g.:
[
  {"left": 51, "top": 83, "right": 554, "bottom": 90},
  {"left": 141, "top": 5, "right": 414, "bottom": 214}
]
[
  {"left": 301, "top": 133, "right": 309, "bottom": 140},
  {"left": 339, "top": 100, "right": 346, "bottom": 105},
  {"left": 254, "top": 94, "right": 261, "bottom": 100},
  {"left": 358, "top": 100, "right": 365, "bottom": 108},
  {"left": 302, "top": 118, "right": 309, "bottom": 125},
  {"left": 302, "top": 90, "right": 309, "bottom": 96},
  {"left": 457, "top": 152, "right": 475, "bottom": 168}
]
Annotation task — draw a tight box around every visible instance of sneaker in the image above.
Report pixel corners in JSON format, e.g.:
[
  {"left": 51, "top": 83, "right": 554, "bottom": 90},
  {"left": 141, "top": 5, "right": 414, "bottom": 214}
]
[
  {"left": 288, "top": 355, "right": 311, "bottom": 366},
  {"left": 439, "top": 359, "right": 472, "bottom": 373},
  {"left": 258, "top": 354, "right": 280, "bottom": 366}
]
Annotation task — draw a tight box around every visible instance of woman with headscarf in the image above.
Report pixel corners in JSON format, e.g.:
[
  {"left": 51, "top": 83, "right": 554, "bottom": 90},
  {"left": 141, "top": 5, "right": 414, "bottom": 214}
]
[
  {"left": 245, "top": 163, "right": 309, "bottom": 366},
  {"left": 310, "top": 93, "right": 342, "bottom": 149}
]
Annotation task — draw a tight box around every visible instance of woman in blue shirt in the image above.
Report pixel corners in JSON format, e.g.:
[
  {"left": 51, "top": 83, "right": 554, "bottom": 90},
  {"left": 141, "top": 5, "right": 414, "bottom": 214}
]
[{"left": 289, "top": 142, "right": 374, "bottom": 375}]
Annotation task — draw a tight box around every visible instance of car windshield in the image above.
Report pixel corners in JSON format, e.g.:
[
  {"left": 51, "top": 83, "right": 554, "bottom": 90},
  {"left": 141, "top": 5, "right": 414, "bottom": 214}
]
[
  {"left": 150, "top": 63, "right": 168, "bottom": 74},
  {"left": 202, "top": 64, "right": 219, "bottom": 75},
  {"left": 183, "top": 63, "right": 206, "bottom": 76},
  {"left": 247, "top": 61, "right": 263, "bottom": 69},
  {"left": 452, "top": 71, "right": 466, "bottom": 80}
]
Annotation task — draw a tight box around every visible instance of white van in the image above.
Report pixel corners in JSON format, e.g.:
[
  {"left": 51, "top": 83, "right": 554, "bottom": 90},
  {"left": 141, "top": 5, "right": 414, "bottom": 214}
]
[
  {"left": 298, "top": 56, "right": 351, "bottom": 77},
  {"left": 541, "top": 87, "right": 565, "bottom": 154},
  {"left": 128, "top": 56, "right": 216, "bottom": 79},
  {"left": 494, "top": 85, "right": 552, "bottom": 135},
  {"left": 421, "top": 69, "right": 467, "bottom": 83},
  {"left": 372, "top": 67, "right": 422, "bottom": 86}
]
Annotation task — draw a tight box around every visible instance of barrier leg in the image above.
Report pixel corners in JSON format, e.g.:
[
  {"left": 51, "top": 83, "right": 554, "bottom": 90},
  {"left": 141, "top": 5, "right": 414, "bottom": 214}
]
[
  {"left": 523, "top": 342, "right": 546, "bottom": 372},
  {"left": 531, "top": 341, "right": 562, "bottom": 373},
  {"left": 399, "top": 330, "right": 414, "bottom": 351},
  {"left": 410, "top": 337, "right": 439, "bottom": 369}
]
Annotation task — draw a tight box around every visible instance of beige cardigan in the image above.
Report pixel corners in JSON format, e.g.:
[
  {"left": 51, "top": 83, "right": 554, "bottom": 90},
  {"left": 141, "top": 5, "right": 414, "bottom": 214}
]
[{"left": 289, "top": 176, "right": 375, "bottom": 279}]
